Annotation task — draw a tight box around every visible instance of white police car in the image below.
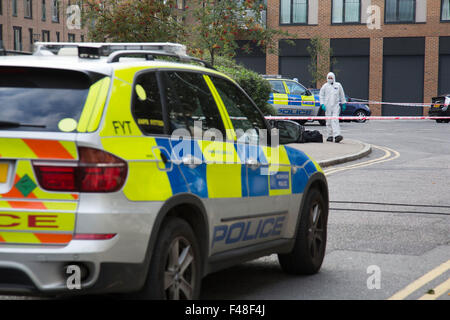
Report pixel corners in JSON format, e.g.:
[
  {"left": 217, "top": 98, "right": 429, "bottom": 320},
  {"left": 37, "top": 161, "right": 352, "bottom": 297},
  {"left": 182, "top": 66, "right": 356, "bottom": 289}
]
[{"left": 0, "top": 43, "right": 329, "bottom": 299}]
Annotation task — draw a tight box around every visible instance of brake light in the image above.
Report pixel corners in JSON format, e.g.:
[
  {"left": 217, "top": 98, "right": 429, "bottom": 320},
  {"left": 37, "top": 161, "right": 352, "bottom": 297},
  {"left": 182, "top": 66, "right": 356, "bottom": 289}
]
[{"left": 34, "top": 147, "right": 127, "bottom": 193}]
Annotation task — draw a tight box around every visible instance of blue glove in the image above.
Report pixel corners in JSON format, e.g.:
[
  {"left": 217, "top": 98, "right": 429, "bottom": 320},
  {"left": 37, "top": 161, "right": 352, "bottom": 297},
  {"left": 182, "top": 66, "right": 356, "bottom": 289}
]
[
  {"left": 342, "top": 103, "right": 347, "bottom": 111},
  {"left": 321, "top": 104, "right": 326, "bottom": 111}
]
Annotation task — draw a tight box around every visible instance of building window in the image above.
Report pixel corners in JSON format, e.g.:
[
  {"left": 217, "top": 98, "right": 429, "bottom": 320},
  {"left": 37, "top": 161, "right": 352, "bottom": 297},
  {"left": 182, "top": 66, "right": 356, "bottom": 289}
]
[
  {"left": 13, "top": 27, "right": 22, "bottom": 51},
  {"left": 385, "top": 0, "right": 415, "bottom": 23},
  {"left": 42, "top": 30, "right": 50, "bottom": 42},
  {"left": 24, "top": 0, "right": 33, "bottom": 18},
  {"left": 12, "top": 0, "right": 18, "bottom": 16},
  {"left": 442, "top": 0, "right": 450, "bottom": 21},
  {"left": 332, "top": 0, "right": 361, "bottom": 23},
  {"left": 0, "top": 0, "right": 3, "bottom": 15},
  {"left": 0, "top": 25, "right": 3, "bottom": 49},
  {"left": 42, "top": 0, "right": 46, "bottom": 20},
  {"left": 68, "top": 33, "right": 75, "bottom": 42},
  {"left": 29, "top": 28, "right": 33, "bottom": 51},
  {"left": 52, "top": 0, "right": 59, "bottom": 22},
  {"left": 80, "top": 34, "right": 84, "bottom": 42},
  {"left": 280, "top": 0, "right": 308, "bottom": 25},
  {"left": 56, "top": 31, "right": 60, "bottom": 42}
]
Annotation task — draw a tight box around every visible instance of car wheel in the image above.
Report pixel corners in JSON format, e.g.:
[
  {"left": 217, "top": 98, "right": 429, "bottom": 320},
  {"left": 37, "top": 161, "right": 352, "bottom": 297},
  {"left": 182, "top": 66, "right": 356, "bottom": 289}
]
[
  {"left": 278, "top": 188, "right": 328, "bottom": 275},
  {"left": 354, "top": 110, "right": 368, "bottom": 123},
  {"left": 140, "top": 217, "right": 202, "bottom": 300}
]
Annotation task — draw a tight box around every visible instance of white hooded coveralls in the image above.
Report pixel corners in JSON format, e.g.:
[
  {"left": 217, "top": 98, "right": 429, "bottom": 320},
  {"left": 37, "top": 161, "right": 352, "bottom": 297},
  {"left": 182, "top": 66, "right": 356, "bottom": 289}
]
[{"left": 319, "top": 72, "right": 346, "bottom": 138}]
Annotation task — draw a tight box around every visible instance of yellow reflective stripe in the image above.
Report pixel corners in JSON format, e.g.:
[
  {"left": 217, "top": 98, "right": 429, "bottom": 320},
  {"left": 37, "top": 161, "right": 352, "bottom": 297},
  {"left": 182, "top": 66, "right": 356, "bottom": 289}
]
[
  {"left": 0, "top": 138, "right": 37, "bottom": 159},
  {"left": 262, "top": 145, "right": 291, "bottom": 166},
  {"left": 87, "top": 77, "right": 111, "bottom": 132},
  {"left": 203, "top": 75, "right": 236, "bottom": 141},
  {"left": 101, "top": 137, "right": 161, "bottom": 161},
  {"left": 0, "top": 232, "right": 41, "bottom": 244},
  {"left": 0, "top": 212, "right": 75, "bottom": 232},
  {"left": 41, "top": 202, "right": 77, "bottom": 211},
  {"left": 206, "top": 163, "right": 242, "bottom": 198},
  {"left": 58, "top": 141, "right": 78, "bottom": 160},
  {"left": 78, "top": 77, "right": 111, "bottom": 133},
  {"left": 273, "top": 93, "right": 289, "bottom": 105},
  {"left": 283, "top": 81, "right": 290, "bottom": 94},
  {"left": 0, "top": 201, "right": 11, "bottom": 208},
  {"left": 123, "top": 162, "right": 172, "bottom": 201}
]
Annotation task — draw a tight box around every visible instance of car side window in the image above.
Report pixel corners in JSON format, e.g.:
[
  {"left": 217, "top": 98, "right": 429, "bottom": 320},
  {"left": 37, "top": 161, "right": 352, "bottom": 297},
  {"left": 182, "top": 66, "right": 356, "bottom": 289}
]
[
  {"left": 285, "top": 81, "right": 307, "bottom": 96},
  {"left": 210, "top": 76, "right": 267, "bottom": 144},
  {"left": 269, "top": 80, "right": 286, "bottom": 94},
  {"left": 132, "top": 72, "right": 165, "bottom": 135},
  {"left": 162, "top": 71, "right": 226, "bottom": 138}
]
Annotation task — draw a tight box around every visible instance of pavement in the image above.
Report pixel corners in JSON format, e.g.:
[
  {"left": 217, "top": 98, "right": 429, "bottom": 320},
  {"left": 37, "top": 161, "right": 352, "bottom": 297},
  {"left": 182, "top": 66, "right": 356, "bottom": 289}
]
[{"left": 288, "top": 138, "right": 372, "bottom": 168}]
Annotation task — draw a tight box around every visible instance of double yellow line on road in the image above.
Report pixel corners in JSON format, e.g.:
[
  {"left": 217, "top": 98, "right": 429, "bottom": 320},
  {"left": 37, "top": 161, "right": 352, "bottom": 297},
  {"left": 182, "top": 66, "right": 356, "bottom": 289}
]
[
  {"left": 324, "top": 145, "right": 400, "bottom": 176},
  {"left": 388, "top": 260, "right": 450, "bottom": 300}
]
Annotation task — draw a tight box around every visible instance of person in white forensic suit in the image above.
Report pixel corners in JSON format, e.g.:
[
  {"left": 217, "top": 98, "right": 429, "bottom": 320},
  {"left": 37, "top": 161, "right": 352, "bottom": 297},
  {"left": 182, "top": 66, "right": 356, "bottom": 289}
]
[{"left": 319, "top": 72, "right": 347, "bottom": 143}]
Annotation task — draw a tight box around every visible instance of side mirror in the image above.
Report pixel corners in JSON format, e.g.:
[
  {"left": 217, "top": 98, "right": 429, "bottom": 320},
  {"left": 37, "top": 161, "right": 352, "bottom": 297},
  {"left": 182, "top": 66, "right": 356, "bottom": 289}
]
[{"left": 271, "top": 120, "right": 303, "bottom": 145}]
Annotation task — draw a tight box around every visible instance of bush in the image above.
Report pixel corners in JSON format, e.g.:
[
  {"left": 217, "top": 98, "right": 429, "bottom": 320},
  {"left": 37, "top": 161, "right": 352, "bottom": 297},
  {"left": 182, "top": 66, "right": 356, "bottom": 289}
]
[{"left": 213, "top": 56, "right": 276, "bottom": 116}]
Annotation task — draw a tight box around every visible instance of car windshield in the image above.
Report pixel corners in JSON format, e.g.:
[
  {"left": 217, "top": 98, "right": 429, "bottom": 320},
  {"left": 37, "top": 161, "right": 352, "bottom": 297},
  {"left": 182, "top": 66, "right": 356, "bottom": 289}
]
[
  {"left": 269, "top": 80, "right": 286, "bottom": 94},
  {"left": 0, "top": 67, "right": 92, "bottom": 132},
  {"left": 285, "top": 81, "right": 307, "bottom": 95}
]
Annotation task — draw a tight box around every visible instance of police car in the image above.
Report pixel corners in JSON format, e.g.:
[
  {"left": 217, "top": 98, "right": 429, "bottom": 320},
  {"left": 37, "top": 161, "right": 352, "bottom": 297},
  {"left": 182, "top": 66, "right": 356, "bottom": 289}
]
[
  {"left": 265, "top": 76, "right": 326, "bottom": 126},
  {"left": 0, "top": 43, "right": 329, "bottom": 299}
]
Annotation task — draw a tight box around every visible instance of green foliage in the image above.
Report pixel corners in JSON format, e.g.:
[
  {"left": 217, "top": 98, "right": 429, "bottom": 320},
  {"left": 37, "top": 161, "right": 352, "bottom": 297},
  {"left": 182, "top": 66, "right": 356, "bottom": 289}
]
[
  {"left": 189, "top": 0, "right": 291, "bottom": 66},
  {"left": 214, "top": 56, "right": 276, "bottom": 116},
  {"left": 83, "top": 0, "right": 186, "bottom": 42},
  {"left": 307, "top": 36, "right": 337, "bottom": 87}
]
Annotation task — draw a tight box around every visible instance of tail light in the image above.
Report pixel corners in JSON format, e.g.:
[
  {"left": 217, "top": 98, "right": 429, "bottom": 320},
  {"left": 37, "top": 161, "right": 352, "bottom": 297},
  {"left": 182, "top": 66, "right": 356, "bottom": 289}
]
[{"left": 33, "top": 147, "right": 127, "bottom": 193}]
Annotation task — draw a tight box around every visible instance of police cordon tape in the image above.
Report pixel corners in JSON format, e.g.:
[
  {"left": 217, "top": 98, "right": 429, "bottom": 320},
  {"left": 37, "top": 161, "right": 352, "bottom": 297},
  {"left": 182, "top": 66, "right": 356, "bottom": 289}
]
[
  {"left": 265, "top": 116, "right": 450, "bottom": 121},
  {"left": 272, "top": 98, "right": 450, "bottom": 107}
]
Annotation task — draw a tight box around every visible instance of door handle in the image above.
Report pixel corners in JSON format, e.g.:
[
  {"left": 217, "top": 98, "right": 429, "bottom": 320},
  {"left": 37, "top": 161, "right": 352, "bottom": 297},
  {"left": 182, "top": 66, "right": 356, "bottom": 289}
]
[
  {"left": 152, "top": 146, "right": 173, "bottom": 172},
  {"left": 182, "top": 155, "right": 203, "bottom": 169},
  {"left": 246, "top": 158, "right": 261, "bottom": 170}
]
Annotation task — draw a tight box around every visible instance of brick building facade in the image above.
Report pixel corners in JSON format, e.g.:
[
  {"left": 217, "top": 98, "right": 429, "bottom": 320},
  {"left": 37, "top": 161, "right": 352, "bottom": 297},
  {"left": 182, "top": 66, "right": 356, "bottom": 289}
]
[
  {"left": 0, "top": 0, "right": 87, "bottom": 53},
  {"left": 242, "top": 0, "right": 450, "bottom": 116}
]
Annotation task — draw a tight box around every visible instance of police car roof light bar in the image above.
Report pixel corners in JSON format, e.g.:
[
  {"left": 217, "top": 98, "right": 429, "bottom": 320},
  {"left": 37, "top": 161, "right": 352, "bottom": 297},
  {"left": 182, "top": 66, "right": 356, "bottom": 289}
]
[{"left": 32, "top": 42, "right": 214, "bottom": 69}]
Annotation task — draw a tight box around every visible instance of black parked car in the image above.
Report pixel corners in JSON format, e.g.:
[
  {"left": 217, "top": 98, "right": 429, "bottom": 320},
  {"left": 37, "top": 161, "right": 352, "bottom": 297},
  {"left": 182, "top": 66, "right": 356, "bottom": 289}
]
[{"left": 429, "top": 94, "right": 450, "bottom": 123}]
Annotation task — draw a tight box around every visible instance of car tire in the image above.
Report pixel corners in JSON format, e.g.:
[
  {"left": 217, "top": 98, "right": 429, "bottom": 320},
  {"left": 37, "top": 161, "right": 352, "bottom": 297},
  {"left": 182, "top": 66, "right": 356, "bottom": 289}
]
[
  {"left": 278, "top": 188, "right": 328, "bottom": 275},
  {"left": 139, "top": 217, "right": 202, "bottom": 300},
  {"left": 353, "top": 110, "right": 368, "bottom": 123}
]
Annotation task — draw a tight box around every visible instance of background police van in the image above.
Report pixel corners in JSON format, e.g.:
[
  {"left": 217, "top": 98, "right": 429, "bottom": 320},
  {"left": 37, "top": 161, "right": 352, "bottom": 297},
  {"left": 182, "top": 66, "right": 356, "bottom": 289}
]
[{"left": 265, "top": 76, "right": 326, "bottom": 126}]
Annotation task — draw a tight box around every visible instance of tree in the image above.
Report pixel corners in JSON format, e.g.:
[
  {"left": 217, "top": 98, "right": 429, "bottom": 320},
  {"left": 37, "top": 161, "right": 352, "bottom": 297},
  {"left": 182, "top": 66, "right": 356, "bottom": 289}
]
[
  {"left": 83, "top": 0, "right": 186, "bottom": 42},
  {"left": 188, "top": 0, "right": 290, "bottom": 66},
  {"left": 307, "top": 36, "right": 337, "bottom": 88}
]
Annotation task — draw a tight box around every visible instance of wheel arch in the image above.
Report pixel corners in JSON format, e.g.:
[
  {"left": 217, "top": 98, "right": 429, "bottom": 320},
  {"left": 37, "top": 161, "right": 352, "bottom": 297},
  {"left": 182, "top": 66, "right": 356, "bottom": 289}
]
[
  {"left": 295, "top": 171, "right": 329, "bottom": 232},
  {"left": 143, "top": 193, "right": 210, "bottom": 283}
]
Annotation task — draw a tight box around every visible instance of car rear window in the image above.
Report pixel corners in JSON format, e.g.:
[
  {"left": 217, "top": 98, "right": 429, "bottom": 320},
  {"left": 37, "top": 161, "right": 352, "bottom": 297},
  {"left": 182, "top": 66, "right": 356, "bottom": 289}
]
[{"left": 0, "top": 67, "right": 93, "bottom": 132}]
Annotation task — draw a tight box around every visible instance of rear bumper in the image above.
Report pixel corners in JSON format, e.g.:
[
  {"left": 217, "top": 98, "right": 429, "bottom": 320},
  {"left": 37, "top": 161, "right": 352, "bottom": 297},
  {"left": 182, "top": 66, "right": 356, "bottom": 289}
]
[
  {"left": 429, "top": 108, "right": 450, "bottom": 117},
  {"left": 0, "top": 193, "right": 164, "bottom": 296}
]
